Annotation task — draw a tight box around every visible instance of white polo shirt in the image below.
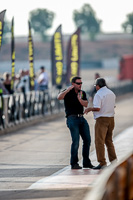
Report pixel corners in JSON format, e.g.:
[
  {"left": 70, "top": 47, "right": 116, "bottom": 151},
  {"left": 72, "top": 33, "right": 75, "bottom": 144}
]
[
  {"left": 93, "top": 86, "right": 116, "bottom": 119},
  {"left": 38, "top": 72, "right": 48, "bottom": 86}
]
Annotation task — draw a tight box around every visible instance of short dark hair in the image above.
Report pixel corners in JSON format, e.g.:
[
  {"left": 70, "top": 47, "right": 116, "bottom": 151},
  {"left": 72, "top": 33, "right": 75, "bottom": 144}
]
[
  {"left": 95, "top": 73, "right": 100, "bottom": 78},
  {"left": 95, "top": 78, "right": 106, "bottom": 88},
  {"left": 40, "top": 66, "right": 45, "bottom": 70},
  {"left": 71, "top": 76, "right": 81, "bottom": 83}
]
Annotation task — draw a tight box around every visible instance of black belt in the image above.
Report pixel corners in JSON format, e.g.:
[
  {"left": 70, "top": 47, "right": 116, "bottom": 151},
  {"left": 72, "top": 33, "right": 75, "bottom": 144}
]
[{"left": 67, "top": 114, "right": 83, "bottom": 117}]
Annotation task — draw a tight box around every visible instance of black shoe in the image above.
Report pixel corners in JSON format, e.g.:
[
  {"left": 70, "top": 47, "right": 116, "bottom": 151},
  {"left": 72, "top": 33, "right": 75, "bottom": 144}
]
[
  {"left": 93, "top": 164, "right": 106, "bottom": 170},
  {"left": 71, "top": 163, "right": 82, "bottom": 169},
  {"left": 83, "top": 163, "right": 95, "bottom": 169}
]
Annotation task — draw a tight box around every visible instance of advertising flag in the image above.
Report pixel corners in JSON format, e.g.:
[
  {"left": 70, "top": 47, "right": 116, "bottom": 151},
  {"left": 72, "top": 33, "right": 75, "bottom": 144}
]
[
  {"left": 28, "top": 21, "right": 35, "bottom": 90},
  {"left": 0, "top": 9, "right": 6, "bottom": 50},
  {"left": 51, "top": 25, "right": 64, "bottom": 88},
  {"left": 11, "top": 17, "right": 15, "bottom": 91},
  {"left": 66, "top": 28, "right": 80, "bottom": 84}
]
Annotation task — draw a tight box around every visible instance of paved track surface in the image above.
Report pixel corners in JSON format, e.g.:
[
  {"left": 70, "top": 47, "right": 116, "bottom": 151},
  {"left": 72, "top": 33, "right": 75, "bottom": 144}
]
[{"left": 0, "top": 93, "right": 133, "bottom": 200}]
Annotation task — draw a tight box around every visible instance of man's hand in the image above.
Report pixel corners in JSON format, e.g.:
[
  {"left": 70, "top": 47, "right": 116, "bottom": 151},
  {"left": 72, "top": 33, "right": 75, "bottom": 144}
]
[
  {"left": 57, "top": 85, "right": 74, "bottom": 100},
  {"left": 67, "top": 85, "right": 74, "bottom": 92},
  {"left": 77, "top": 91, "right": 88, "bottom": 107},
  {"left": 84, "top": 107, "right": 100, "bottom": 114},
  {"left": 84, "top": 108, "right": 92, "bottom": 114},
  {"left": 77, "top": 90, "right": 83, "bottom": 100}
]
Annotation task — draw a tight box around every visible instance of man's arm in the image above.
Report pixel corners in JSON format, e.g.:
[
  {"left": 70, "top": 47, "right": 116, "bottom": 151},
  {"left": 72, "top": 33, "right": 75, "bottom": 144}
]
[
  {"left": 84, "top": 107, "right": 100, "bottom": 114},
  {"left": 79, "top": 99, "right": 88, "bottom": 107},
  {"left": 57, "top": 85, "right": 74, "bottom": 100},
  {"left": 38, "top": 75, "right": 44, "bottom": 84},
  {"left": 38, "top": 79, "right": 44, "bottom": 84},
  {"left": 84, "top": 93, "right": 101, "bottom": 113},
  {"left": 77, "top": 91, "right": 88, "bottom": 107}
]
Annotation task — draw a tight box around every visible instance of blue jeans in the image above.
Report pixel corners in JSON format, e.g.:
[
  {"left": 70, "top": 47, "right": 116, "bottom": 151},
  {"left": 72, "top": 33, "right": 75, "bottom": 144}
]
[
  {"left": 39, "top": 85, "right": 48, "bottom": 91},
  {"left": 66, "top": 116, "right": 91, "bottom": 166}
]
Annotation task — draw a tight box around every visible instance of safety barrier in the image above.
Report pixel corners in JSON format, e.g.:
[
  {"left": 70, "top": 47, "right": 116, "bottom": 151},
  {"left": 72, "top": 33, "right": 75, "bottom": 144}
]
[
  {"left": 0, "top": 81, "right": 133, "bottom": 131},
  {"left": 0, "top": 89, "right": 64, "bottom": 130},
  {"left": 84, "top": 151, "right": 133, "bottom": 200},
  {"left": 111, "top": 81, "right": 133, "bottom": 96}
]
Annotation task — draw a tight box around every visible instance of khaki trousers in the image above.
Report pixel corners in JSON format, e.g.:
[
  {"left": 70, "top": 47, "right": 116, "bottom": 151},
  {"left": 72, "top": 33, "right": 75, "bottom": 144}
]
[{"left": 95, "top": 117, "right": 117, "bottom": 166}]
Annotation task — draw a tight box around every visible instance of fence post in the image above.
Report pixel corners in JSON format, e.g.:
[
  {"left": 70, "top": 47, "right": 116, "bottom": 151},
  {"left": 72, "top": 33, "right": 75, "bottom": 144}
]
[{"left": 3, "top": 95, "right": 9, "bottom": 128}]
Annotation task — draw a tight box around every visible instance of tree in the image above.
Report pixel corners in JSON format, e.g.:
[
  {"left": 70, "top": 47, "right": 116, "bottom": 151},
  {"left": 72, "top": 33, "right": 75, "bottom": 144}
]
[
  {"left": 122, "top": 12, "right": 133, "bottom": 34},
  {"left": 73, "top": 4, "right": 101, "bottom": 40},
  {"left": 29, "top": 8, "right": 55, "bottom": 41}
]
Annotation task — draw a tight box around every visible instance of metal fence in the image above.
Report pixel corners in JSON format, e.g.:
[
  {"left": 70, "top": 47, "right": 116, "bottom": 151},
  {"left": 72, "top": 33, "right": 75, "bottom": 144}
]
[
  {"left": 0, "top": 81, "right": 133, "bottom": 130},
  {"left": 110, "top": 81, "right": 133, "bottom": 96},
  {"left": 0, "top": 89, "right": 64, "bottom": 130},
  {"left": 86, "top": 80, "right": 133, "bottom": 98}
]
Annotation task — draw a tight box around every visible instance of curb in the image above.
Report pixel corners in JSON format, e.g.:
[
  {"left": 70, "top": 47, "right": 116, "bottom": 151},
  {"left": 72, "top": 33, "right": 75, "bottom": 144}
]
[{"left": 0, "top": 112, "right": 64, "bottom": 136}]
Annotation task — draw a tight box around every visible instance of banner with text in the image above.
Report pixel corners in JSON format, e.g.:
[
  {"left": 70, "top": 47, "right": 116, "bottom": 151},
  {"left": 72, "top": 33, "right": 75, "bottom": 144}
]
[
  {"left": 51, "top": 25, "right": 64, "bottom": 88},
  {"left": 66, "top": 28, "right": 80, "bottom": 84},
  {"left": 11, "top": 17, "right": 15, "bottom": 91},
  {"left": 28, "top": 21, "right": 35, "bottom": 90},
  {"left": 0, "top": 10, "right": 6, "bottom": 50}
]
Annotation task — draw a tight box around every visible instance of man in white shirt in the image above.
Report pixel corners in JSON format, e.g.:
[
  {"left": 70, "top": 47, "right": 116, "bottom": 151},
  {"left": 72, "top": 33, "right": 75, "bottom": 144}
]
[
  {"left": 84, "top": 78, "right": 117, "bottom": 169},
  {"left": 38, "top": 66, "right": 48, "bottom": 91}
]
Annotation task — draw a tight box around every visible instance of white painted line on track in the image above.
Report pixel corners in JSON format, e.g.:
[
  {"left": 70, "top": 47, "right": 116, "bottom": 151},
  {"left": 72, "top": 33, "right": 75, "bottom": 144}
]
[{"left": 28, "top": 165, "right": 70, "bottom": 189}]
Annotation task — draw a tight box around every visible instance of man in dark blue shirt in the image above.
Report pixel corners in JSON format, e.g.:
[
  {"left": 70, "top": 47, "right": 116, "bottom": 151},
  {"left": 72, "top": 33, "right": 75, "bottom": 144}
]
[{"left": 57, "top": 76, "right": 94, "bottom": 169}]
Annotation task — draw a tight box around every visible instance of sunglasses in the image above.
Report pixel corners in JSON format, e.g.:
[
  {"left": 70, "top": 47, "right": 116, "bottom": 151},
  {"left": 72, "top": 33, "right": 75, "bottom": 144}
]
[{"left": 75, "top": 82, "right": 82, "bottom": 85}]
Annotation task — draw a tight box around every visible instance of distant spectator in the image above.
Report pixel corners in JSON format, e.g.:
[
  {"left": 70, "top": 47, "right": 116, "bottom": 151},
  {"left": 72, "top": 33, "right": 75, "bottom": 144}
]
[
  {"left": 89, "top": 73, "right": 100, "bottom": 102},
  {"left": 34, "top": 75, "right": 39, "bottom": 91},
  {"left": 3, "top": 72, "right": 13, "bottom": 94},
  {"left": 16, "top": 70, "right": 30, "bottom": 93},
  {"left": 0, "top": 79, "right": 9, "bottom": 95},
  {"left": 38, "top": 66, "right": 48, "bottom": 91}
]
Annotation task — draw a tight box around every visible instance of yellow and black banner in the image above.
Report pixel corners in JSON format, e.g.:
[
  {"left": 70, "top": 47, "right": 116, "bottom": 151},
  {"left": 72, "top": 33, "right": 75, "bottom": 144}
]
[
  {"left": 0, "top": 9, "right": 6, "bottom": 50},
  {"left": 11, "top": 17, "right": 15, "bottom": 91},
  {"left": 66, "top": 28, "right": 80, "bottom": 84},
  {"left": 28, "top": 21, "right": 35, "bottom": 90},
  {"left": 51, "top": 25, "right": 64, "bottom": 88}
]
